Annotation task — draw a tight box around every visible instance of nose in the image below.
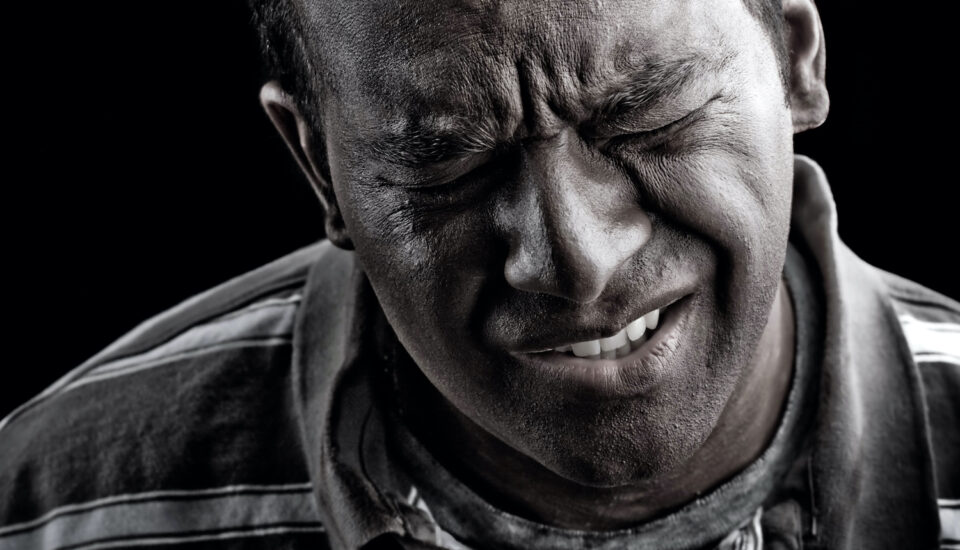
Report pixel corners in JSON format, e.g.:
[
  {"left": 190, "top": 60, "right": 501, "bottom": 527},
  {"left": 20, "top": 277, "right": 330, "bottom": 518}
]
[{"left": 497, "top": 131, "right": 652, "bottom": 303}]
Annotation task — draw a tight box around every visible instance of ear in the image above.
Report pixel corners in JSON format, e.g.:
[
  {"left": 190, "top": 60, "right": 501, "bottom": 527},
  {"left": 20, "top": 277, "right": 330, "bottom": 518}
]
[
  {"left": 259, "top": 81, "right": 353, "bottom": 249},
  {"left": 782, "top": 0, "right": 829, "bottom": 132}
]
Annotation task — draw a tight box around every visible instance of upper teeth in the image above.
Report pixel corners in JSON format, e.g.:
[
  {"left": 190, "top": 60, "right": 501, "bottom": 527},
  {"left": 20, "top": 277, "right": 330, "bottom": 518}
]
[{"left": 555, "top": 309, "right": 661, "bottom": 359}]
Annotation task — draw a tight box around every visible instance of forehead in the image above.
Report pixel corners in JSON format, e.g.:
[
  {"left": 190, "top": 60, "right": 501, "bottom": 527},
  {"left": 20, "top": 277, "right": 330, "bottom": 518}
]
[{"left": 306, "top": 0, "right": 760, "bottom": 143}]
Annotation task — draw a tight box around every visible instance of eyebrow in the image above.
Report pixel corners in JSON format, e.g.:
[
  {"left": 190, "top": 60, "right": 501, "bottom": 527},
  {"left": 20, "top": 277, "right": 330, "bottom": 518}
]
[
  {"left": 366, "top": 118, "right": 503, "bottom": 168},
  {"left": 593, "top": 53, "right": 732, "bottom": 127}
]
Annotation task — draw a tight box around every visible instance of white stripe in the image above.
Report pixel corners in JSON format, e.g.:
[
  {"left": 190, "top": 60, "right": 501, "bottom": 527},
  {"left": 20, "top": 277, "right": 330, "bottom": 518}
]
[
  {"left": 212, "top": 294, "right": 302, "bottom": 324},
  {"left": 900, "top": 316, "right": 960, "bottom": 333},
  {"left": 0, "top": 483, "right": 313, "bottom": 536},
  {"left": 0, "top": 484, "right": 321, "bottom": 550},
  {"left": 65, "top": 337, "right": 293, "bottom": 391},
  {"left": 942, "top": 504, "right": 960, "bottom": 541},
  {"left": 66, "top": 525, "right": 326, "bottom": 550},
  {"left": 0, "top": 292, "right": 301, "bottom": 434},
  {"left": 404, "top": 486, "right": 473, "bottom": 550},
  {"left": 899, "top": 316, "right": 960, "bottom": 333},
  {"left": 86, "top": 301, "right": 298, "bottom": 377},
  {"left": 916, "top": 354, "right": 960, "bottom": 367},
  {"left": 899, "top": 315, "right": 960, "bottom": 364},
  {"left": 940, "top": 499, "right": 960, "bottom": 507}
]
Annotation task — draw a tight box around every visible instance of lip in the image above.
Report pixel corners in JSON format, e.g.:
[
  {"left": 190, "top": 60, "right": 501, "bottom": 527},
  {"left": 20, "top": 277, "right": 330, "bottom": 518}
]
[
  {"left": 508, "top": 293, "right": 695, "bottom": 401},
  {"left": 511, "top": 287, "right": 693, "bottom": 353}
]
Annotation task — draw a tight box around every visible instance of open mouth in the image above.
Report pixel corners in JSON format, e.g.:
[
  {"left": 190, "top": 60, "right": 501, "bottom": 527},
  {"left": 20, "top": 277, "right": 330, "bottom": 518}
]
[
  {"left": 511, "top": 293, "right": 695, "bottom": 399},
  {"left": 525, "top": 294, "right": 687, "bottom": 363},
  {"left": 514, "top": 293, "right": 696, "bottom": 403},
  {"left": 549, "top": 307, "right": 662, "bottom": 360}
]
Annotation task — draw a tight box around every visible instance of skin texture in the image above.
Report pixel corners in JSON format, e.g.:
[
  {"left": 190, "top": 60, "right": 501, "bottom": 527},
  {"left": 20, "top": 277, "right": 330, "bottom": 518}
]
[{"left": 261, "top": 0, "right": 828, "bottom": 530}]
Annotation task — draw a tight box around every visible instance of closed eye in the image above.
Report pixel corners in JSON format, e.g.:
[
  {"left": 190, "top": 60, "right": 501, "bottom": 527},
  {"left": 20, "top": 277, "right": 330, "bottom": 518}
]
[
  {"left": 589, "top": 94, "right": 722, "bottom": 154},
  {"left": 375, "top": 150, "right": 497, "bottom": 189},
  {"left": 595, "top": 108, "right": 702, "bottom": 153}
]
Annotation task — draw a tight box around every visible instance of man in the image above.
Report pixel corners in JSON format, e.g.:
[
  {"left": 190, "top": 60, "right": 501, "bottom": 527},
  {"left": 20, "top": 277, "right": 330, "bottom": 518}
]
[{"left": 1, "top": 0, "right": 957, "bottom": 548}]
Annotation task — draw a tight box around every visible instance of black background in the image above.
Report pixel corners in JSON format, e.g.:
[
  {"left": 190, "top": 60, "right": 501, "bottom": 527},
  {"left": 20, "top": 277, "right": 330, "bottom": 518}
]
[{"left": 4, "top": 3, "right": 956, "bottom": 416}]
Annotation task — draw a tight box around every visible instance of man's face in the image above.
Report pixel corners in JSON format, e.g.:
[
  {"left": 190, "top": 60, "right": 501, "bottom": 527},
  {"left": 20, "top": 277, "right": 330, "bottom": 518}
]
[{"left": 312, "top": 0, "right": 795, "bottom": 484}]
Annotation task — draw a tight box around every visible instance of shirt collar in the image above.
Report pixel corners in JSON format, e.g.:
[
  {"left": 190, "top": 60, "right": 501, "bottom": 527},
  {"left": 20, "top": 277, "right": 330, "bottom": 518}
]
[
  {"left": 291, "top": 245, "right": 406, "bottom": 548},
  {"left": 789, "top": 155, "right": 939, "bottom": 547}
]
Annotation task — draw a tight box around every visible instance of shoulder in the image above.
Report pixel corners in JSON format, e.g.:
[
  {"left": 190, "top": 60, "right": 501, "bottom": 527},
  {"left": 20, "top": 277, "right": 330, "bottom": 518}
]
[
  {"left": 0, "top": 242, "right": 335, "bottom": 549},
  {"left": 875, "top": 268, "right": 960, "bottom": 502},
  {"left": 876, "top": 268, "right": 960, "bottom": 374}
]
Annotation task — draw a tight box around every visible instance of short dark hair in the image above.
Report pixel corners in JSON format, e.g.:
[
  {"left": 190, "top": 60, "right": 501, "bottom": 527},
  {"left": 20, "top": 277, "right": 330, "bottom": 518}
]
[
  {"left": 249, "top": 0, "right": 788, "bottom": 138},
  {"left": 249, "top": 1, "right": 326, "bottom": 132},
  {"left": 743, "top": 0, "right": 790, "bottom": 93}
]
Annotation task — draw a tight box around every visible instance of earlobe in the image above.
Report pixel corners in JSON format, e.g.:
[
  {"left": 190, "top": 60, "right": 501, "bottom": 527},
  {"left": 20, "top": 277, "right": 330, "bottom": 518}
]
[
  {"left": 259, "top": 81, "right": 354, "bottom": 249},
  {"left": 782, "top": 0, "right": 829, "bottom": 132}
]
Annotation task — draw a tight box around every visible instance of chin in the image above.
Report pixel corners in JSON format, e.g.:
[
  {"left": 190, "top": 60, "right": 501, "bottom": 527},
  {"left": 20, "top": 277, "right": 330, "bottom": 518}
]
[{"left": 512, "top": 396, "right": 715, "bottom": 489}]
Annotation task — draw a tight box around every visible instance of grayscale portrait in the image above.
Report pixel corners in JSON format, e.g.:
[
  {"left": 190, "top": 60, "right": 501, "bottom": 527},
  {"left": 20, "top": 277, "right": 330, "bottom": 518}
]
[{"left": 2, "top": 1, "right": 957, "bottom": 549}]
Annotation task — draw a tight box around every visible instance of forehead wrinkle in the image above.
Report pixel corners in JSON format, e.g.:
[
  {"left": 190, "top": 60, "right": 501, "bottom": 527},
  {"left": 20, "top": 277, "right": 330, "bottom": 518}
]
[
  {"left": 329, "top": 41, "right": 518, "bottom": 168},
  {"left": 322, "top": 0, "right": 738, "bottom": 164}
]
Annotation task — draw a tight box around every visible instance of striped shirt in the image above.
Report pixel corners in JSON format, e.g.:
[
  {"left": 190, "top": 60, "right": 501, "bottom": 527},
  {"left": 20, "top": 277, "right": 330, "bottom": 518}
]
[
  {"left": 891, "top": 283, "right": 960, "bottom": 549},
  {"left": 1, "top": 155, "right": 957, "bottom": 549}
]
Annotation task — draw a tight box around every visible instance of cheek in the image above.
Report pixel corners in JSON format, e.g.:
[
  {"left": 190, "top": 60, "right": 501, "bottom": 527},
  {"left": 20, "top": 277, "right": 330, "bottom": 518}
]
[
  {"left": 626, "top": 107, "right": 794, "bottom": 265},
  {"left": 336, "top": 179, "right": 495, "bottom": 336},
  {"left": 337, "top": 187, "right": 513, "bottom": 407},
  {"left": 614, "top": 106, "right": 794, "bottom": 338}
]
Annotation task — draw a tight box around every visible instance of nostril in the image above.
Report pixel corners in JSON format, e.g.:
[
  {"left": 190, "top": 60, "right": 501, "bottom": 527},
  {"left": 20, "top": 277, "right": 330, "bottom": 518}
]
[
  {"left": 551, "top": 247, "right": 623, "bottom": 304},
  {"left": 502, "top": 204, "right": 653, "bottom": 302},
  {"left": 503, "top": 241, "right": 557, "bottom": 296},
  {"left": 503, "top": 239, "right": 620, "bottom": 304}
]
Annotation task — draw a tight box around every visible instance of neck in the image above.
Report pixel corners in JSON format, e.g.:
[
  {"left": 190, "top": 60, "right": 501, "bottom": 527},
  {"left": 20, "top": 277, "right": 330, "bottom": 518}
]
[{"left": 395, "top": 278, "right": 796, "bottom": 530}]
